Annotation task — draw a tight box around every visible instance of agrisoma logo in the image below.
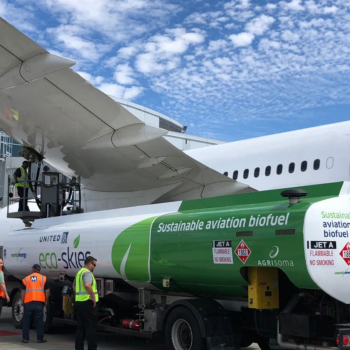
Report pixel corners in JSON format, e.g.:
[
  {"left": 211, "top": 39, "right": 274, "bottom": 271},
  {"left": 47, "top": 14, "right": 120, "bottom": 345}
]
[
  {"left": 258, "top": 246, "right": 295, "bottom": 267},
  {"left": 39, "top": 234, "right": 91, "bottom": 270}
]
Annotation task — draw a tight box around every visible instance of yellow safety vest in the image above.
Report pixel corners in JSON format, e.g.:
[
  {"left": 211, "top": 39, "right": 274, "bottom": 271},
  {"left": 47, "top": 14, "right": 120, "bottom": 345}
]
[
  {"left": 75, "top": 268, "right": 99, "bottom": 302},
  {"left": 15, "top": 167, "right": 30, "bottom": 188}
]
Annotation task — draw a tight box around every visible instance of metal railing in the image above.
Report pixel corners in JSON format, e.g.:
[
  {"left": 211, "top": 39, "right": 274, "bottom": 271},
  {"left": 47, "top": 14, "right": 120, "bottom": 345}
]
[{"left": 7, "top": 175, "right": 82, "bottom": 222}]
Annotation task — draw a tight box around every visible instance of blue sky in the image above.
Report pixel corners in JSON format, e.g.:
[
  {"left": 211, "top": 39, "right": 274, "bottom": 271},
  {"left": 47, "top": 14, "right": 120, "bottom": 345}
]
[{"left": 0, "top": 0, "right": 349, "bottom": 142}]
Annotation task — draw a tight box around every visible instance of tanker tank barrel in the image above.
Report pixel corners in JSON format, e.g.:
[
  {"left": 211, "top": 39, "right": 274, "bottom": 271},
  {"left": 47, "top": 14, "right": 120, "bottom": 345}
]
[{"left": 3, "top": 181, "right": 350, "bottom": 350}]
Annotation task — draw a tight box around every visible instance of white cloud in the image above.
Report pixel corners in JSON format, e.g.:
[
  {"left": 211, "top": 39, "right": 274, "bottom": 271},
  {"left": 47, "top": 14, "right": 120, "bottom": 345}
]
[
  {"left": 114, "top": 63, "right": 136, "bottom": 85},
  {"left": 184, "top": 11, "right": 226, "bottom": 26},
  {"left": 107, "top": 45, "right": 141, "bottom": 66},
  {"left": 124, "top": 86, "right": 144, "bottom": 100},
  {"left": 324, "top": 6, "right": 338, "bottom": 14},
  {"left": 47, "top": 25, "right": 111, "bottom": 61},
  {"left": 258, "top": 38, "right": 281, "bottom": 51},
  {"left": 305, "top": 0, "right": 320, "bottom": 13},
  {"left": 281, "top": 30, "right": 300, "bottom": 43},
  {"left": 135, "top": 28, "right": 204, "bottom": 75},
  {"left": 266, "top": 4, "right": 277, "bottom": 10},
  {"left": 282, "top": 0, "right": 304, "bottom": 11},
  {"left": 246, "top": 14, "right": 275, "bottom": 35},
  {"left": 77, "top": 71, "right": 104, "bottom": 85},
  {"left": 229, "top": 32, "right": 255, "bottom": 47},
  {"left": 236, "top": 0, "right": 251, "bottom": 10},
  {"left": 118, "top": 46, "right": 139, "bottom": 58},
  {"left": 0, "top": 1, "right": 36, "bottom": 32},
  {"left": 217, "top": 16, "right": 229, "bottom": 23},
  {"left": 225, "top": 23, "right": 237, "bottom": 29},
  {"left": 98, "top": 83, "right": 143, "bottom": 100},
  {"left": 38, "top": 0, "right": 182, "bottom": 42},
  {"left": 208, "top": 39, "right": 228, "bottom": 51}
]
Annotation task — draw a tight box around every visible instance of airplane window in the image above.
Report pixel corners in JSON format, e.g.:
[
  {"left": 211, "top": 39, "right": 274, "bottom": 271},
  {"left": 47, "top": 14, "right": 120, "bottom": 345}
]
[
  {"left": 265, "top": 166, "right": 271, "bottom": 176},
  {"left": 277, "top": 164, "right": 283, "bottom": 175},
  {"left": 224, "top": 172, "right": 228, "bottom": 176},
  {"left": 301, "top": 161, "right": 307, "bottom": 172},
  {"left": 233, "top": 170, "right": 238, "bottom": 180},
  {"left": 254, "top": 167, "right": 260, "bottom": 178},
  {"left": 326, "top": 157, "right": 334, "bottom": 169},
  {"left": 314, "top": 159, "right": 320, "bottom": 170},
  {"left": 243, "top": 169, "right": 249, "bottom": 179},
  {"left": 289, "top": 163, "right": 295, "bottom": 173}
]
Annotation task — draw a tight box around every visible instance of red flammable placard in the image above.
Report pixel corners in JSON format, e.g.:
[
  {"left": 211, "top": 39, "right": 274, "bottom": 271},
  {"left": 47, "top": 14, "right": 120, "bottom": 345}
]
[
  {"left": 340, "top": 242, "right": 350, "bottom": 265},
  {"left": 235, "top": 240, "right": 251, "bottom": 264}
]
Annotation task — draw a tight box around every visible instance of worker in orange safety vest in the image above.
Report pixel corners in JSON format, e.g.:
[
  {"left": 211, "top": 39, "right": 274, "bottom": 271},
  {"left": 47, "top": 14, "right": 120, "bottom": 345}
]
[{"left": 21, "top": 264, "right": 50, "bottom": 343}]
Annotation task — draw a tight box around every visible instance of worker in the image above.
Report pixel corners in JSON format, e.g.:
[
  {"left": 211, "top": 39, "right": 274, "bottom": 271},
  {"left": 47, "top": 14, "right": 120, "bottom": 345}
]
[
  {"left": 0, "top": 258, "right": 10, "bottom": 316},
  {"left": 43, "top": 165, "right": 50, "bottom": 172},
  {"left": 13, "top": 160, "right": 30, "bottom": 212},
  {"left": 74, "top": 256, "right": 98, "bottom": 350},
  {"left": 21, "top": 264, "right": 50, "bottom": 344}
]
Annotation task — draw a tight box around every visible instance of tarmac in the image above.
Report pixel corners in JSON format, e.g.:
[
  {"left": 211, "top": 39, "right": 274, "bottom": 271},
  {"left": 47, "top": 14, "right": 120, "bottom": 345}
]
[
  {"left": 0, "top": 306, "right": 165, "bottom": 350},
  {"left": 0, "top": 306, "right": 259, "bottom": 350}
]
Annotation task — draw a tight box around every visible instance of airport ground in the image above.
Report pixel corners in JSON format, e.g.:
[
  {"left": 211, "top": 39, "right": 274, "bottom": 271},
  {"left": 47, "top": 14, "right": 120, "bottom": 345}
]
[{"left": 0, "top": 307, "right": 258, "bottom": 350}]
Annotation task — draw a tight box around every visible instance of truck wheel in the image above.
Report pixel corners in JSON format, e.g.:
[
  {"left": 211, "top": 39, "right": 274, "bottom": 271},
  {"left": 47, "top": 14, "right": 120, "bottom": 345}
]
[
  {"left": 165, "top": 306, "right": 205, "bottom": 350},
  {"left": 12, "top": 291, "right": 24, "bottom": 329}
]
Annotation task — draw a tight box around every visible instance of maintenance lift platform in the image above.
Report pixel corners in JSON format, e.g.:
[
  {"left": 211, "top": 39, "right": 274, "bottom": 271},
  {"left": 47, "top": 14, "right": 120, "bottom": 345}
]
[{"left": 7, "top": 171, "right": 82, "bottom": 226}]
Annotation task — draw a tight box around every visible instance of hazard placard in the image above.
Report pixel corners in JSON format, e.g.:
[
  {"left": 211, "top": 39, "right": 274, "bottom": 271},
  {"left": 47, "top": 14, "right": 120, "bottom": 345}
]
[
  {"left": 235, "top": 240, "right": 251, "bottom": 264},
  {"left": 212, "top": 240, "right": 233, "bottom": 264},
  {"left": 340, "top": 242, "right": 350, "bottom": 265}
]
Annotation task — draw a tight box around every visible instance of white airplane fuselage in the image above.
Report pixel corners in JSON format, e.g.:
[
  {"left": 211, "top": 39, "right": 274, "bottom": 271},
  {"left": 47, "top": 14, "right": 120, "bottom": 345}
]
[
  {"left": 187, "top": 121, "right": 349, "bottom": 190},
  {"left": 1, "top": 120, "right": 349, "bottom": 234}
]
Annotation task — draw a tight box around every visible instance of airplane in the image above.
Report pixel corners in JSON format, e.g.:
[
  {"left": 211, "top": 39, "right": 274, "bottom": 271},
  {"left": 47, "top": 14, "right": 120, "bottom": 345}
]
[{"left": 0, "top": 17, "right": 347, "bottom": 218}]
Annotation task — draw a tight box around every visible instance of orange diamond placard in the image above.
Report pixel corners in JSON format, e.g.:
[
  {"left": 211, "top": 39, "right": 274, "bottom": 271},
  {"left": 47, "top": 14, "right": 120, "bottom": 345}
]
[
  {"left": 235, "top": 240, "right": 251, "bottom": 264},
  {"left": 340, "top": 242, "right": 350, "bottom": 265}
]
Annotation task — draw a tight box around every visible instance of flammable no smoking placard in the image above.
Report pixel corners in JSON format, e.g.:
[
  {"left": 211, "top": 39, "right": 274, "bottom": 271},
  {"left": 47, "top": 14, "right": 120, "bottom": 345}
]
[{"left": 213, "top": 240, "right": 233, "bottom": 264}]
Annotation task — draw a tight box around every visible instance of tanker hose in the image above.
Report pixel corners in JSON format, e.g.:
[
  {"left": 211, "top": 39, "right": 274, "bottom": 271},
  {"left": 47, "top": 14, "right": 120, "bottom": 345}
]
[
  {"left": 98, "top": 316, "right": 111, "bottom": 324},
  {"left": 28, "top": 162, "right": 41, "bottom": 210},
  {"left": 104, "top": 308, "right": 115, "bottom": 316},
  {"left": 34, "top": 162, "right": 41, "bottom": 197},
  {"left": 62, "top": 187, "right": 73, "bottom": 209},
  {"left": 281, "top": 291, "right": 305, "bottom": 314}
]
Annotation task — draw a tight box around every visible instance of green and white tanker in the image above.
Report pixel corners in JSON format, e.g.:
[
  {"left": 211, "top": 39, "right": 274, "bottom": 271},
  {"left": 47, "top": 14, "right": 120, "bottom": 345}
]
[{"left": 4, "top": 181, "right": 350, "bottom": 350}]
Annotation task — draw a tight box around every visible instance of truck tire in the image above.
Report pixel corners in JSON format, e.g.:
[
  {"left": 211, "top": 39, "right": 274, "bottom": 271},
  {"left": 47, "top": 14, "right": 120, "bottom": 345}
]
[
  {"left": 165, "top": 306, "right": 206, "bottom": 350},
  {"left": 12, "top": 291, "right": 24, "bottom": 329}
]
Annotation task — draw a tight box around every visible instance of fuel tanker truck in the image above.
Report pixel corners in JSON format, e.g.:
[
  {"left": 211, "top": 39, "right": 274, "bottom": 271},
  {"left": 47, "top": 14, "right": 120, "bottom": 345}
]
[{"left": 3, "top": 181, "right": 350, "bottom": 350}]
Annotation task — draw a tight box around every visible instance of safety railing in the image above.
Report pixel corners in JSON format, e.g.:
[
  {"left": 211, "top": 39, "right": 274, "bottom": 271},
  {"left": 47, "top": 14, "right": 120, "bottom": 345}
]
[{"left": 7, "top": 175, "right": 82, "bottom": 225}]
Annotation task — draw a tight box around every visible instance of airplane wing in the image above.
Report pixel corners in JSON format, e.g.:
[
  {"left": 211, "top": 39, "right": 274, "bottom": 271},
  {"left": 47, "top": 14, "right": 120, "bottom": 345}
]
[{"left": 0, "top": 18, "right": 254, "bottom": 205}]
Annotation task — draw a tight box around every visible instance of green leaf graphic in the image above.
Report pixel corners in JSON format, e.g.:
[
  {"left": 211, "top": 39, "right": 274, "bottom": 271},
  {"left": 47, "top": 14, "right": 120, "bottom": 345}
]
[
  {"left": 111, "top": 217, "right": 155, "bottom": 282},
  {"left": 73, "top": 235, "right": 80, "bottom": 249}
]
